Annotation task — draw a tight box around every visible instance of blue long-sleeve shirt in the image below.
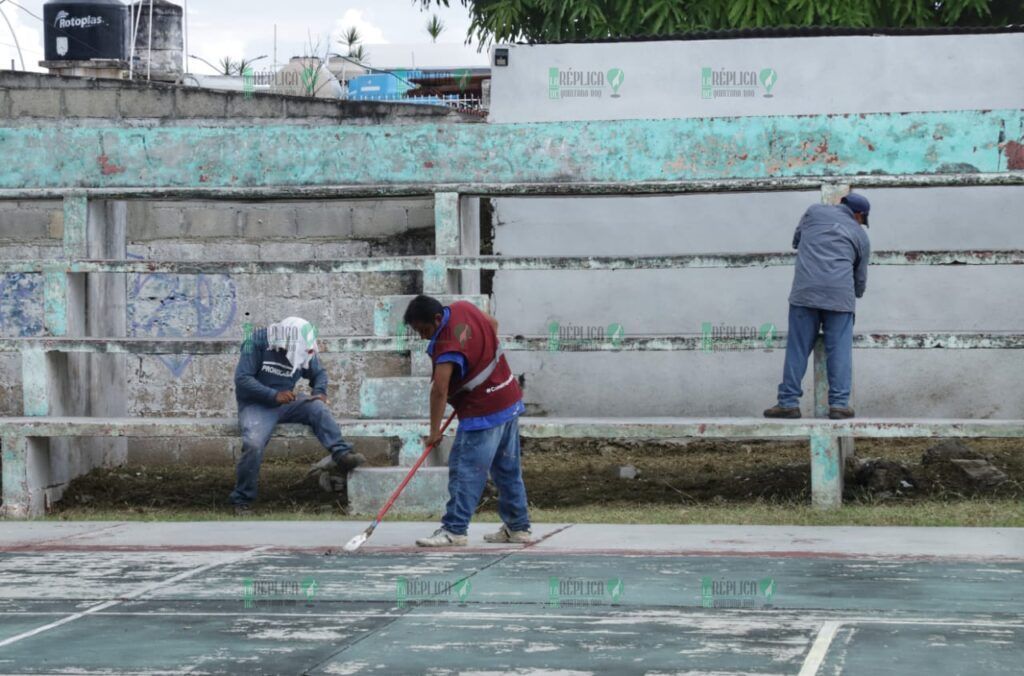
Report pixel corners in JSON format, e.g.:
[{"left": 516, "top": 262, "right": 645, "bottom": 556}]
[
  {"left": 788, "top": 203, "right": 871, "bottom": 313},
  {"left": 234, "top": 328, "right": 328, "bottom": 409}
]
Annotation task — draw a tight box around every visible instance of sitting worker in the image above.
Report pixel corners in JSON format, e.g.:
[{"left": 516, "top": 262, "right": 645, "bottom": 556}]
[
  {"left": 402, "top": 295, "right": 531, "bottom": 546},
  {"left": 229, "top": 316, "right": 364, "bottom": 514}
]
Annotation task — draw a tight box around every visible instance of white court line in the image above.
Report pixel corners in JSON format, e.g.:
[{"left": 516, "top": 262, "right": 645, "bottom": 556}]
[
  {"left": 0, "top": 546, "right": 269, "bottom": 648},
  {"left": 798, "top": 621, "right": 842, "bottom": 676}
]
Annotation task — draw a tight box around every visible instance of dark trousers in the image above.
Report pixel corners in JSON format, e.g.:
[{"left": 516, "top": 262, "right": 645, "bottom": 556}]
[
  {"left": 230, "top": 395, "right": 353, "bottom": 505},
  {"left": 777, "top": 304, "right": 854, "bottom": 409}
]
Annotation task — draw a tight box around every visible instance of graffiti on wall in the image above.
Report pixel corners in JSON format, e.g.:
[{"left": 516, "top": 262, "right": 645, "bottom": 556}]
[
  {"left": 127, "top": 254, "right": 237, "bottom": 377},
  {"left": 0, "top": 274, "right": 44, "bottom": 337}
]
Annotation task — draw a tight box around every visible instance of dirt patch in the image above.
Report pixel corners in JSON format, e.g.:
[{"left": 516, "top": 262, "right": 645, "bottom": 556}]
[
  {"left": 52, "top": 437, "right": 1024, "bottom": 516},
  {"left": 57, "top": 455, "right": 344, "bottom": 516}
]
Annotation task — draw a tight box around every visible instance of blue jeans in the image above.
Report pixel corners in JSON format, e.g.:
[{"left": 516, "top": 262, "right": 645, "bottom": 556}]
[
  {"left": 230, "top": 395, "right": 354, "bottom": 505},
  {"left": 777, "top": 304, "right": 854, "bottom": 409},
  {"left": 441, "top": 416, "right": 530, "bottom": 536}
]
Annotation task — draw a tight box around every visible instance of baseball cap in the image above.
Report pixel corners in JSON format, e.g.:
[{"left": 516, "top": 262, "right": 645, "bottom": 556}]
[{"left": 840, "top": 193, "right": 870, "bottom": 227}]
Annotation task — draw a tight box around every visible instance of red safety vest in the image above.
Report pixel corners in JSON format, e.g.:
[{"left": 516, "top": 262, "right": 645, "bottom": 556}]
[{"left": 431, "top": 301, "right": 521, "bottom": 418}]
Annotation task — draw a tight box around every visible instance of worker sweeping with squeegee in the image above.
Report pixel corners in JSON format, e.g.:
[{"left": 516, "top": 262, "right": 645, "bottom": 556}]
[{"left": 402, "top": 295, "right": 532, "bottom": 547}]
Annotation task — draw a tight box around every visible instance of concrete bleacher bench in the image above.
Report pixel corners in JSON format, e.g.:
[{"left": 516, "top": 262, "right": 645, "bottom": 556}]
[
  {"left": 3, "top": 414, "right": 1023, "bottom": 518},
  {"left": 1, "top": 129, "right": 1021, "bottom": 519}
]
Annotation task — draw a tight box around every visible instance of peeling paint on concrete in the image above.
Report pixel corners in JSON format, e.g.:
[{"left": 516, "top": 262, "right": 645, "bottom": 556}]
[
  {"left": 0, "top": 110, "right": 1020, "bottom": 190},
  {"left": 0, "top": 332, "right": 1021, "bottom": 355},
  {"left": 2, "top": 249, "right": 1022, "bottom": 276},
  {"left": 0, "top": 171, "right": 1021, "bottom": 200}
]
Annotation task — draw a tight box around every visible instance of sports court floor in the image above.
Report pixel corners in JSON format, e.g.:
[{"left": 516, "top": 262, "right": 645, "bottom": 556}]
[{"left": 0, "top": 521, "right": 1021, "bottom": 674}]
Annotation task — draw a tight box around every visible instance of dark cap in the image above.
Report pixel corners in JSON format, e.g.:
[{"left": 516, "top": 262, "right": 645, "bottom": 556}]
[{"left": 840, "top": 193, "right": 870, "bottom": 227}]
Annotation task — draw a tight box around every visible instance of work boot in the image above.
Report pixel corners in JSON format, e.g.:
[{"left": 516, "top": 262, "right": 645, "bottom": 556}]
[
  {"left": 483, "top": 524, "right": 532, "bottom": 544},
  {"left": 763, "top": 405, "right": 801, "bottom": 419},
  {"left": 829, "top": 406, "right": 855, "bottom": 420},
  {"left": 335, "top": 452, "right": 367, "bottom": 472},
  {"left": 415, "top": 528, "right": 468, "bottom": 547},
  {"left": 303, "top": 452, "right": 366, "bottom": 480}
]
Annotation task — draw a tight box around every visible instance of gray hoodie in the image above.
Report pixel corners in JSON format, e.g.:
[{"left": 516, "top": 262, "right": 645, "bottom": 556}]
[{"left": 788, "top": 203, "right": 871, "bottom": 313}]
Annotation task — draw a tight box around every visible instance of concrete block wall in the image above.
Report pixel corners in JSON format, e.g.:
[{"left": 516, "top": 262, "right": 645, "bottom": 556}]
[
  {"left": 0, "top": 71, "right": 469, "bottom": 126},
  {"left": 0, "top": 197, "right": 436, "bottom": 465}
]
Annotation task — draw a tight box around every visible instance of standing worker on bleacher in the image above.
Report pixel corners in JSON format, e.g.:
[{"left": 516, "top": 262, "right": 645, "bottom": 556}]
[
  {"left": 230, "top": 316, "right": 365, "bottom": 515},
  {"left": 403, "top": 295, "right": 532, "bottom": 547},
  {"left": 764, "top": 193, "right": 872, "bottom": 420}
]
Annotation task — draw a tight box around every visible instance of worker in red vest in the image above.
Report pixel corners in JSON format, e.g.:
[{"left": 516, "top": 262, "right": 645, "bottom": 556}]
[{"left": 403, "top": 295, "right": 531, "bottom": 546}]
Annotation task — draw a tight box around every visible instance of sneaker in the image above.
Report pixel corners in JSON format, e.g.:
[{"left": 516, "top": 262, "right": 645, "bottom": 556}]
[
  {"left": 829, "top": 406, "right": 855, "bottom": 420},
  {"left": 415, "top": 528, "right": 468, "bottom": 547},
  {"left": 483, "top": 524, "right": 532, "bottom": 544},
  {"left": 763, "top": 405, "right": 801, "bottom": 419},
  {"left": 233, "top": 503, "right": 252, "bottom": 517}
]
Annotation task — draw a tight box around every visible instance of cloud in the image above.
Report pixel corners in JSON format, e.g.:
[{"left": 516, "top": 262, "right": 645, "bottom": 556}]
[
  {"left": 0, "top": 1, "right": 45, "bottom": 71},
  {"left": 333, "top": 9, "right": 387, "bottom": 46}
]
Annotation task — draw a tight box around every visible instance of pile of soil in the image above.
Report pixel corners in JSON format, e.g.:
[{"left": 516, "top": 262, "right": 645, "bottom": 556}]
[{"left": 51, "top": 437, "right": 1023, "bottom": 516}]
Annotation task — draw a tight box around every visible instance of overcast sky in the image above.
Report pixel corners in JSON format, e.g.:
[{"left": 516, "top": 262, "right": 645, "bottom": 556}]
[{"left": 0, "top": 0, "right": 485, "bottom": 73}]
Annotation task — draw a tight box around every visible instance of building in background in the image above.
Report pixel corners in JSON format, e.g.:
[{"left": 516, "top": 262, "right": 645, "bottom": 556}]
[{"left": 344, "top": 43, "right": 490, "bottom": 113}]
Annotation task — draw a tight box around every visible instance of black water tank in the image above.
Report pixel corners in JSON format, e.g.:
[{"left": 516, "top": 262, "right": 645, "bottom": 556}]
[{"left": 43, "top": 0, "right": 129, "bottom": 61}]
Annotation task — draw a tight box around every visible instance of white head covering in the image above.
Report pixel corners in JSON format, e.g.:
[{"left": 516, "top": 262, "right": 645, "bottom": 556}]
[{"left": 268, "top": 316, "right": 319, "bottom": 375}]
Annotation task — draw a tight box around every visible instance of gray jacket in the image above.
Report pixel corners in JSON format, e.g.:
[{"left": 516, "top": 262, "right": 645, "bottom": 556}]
[{"left": 788, "top": 203, "right": 871, "bottom": 313}]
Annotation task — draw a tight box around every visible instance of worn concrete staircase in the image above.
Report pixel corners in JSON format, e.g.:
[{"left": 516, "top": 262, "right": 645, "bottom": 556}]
[{"left": 347, "top": 294, "right": 489, "bottom": 515}]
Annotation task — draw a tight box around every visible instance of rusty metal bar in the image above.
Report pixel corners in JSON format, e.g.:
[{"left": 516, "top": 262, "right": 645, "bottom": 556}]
[
  {"left": 0, "top": 172, "right": 1021, "bottom": 201},
  {"left": 2, "top": 249, "right": 1023, "bottom": 275},
  {"left": 1, "top": 332, "right": 1022, "bottom": 355}
]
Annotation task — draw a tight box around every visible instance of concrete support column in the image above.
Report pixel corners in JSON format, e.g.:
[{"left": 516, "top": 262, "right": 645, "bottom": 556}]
[
  {"left": 811, "top": 338, "right": 843, "bottom": 509},
  {"left": 85, "top": 200, "right": 128, "bottom": 470},
  {"left": 817, "top": 182, "right": 856, "bottom": 469},
  {"left": 809, "top": 430, "right": 843, "bottom": 510},
  {"left": 459, "top": 196, "right": 481, "bottom": 295},
  {"left": 1, "top": 436, "right": 51, "bottom": 518},
  {"left": 427, "top": 192, "right": 461, "bottom": 294}
]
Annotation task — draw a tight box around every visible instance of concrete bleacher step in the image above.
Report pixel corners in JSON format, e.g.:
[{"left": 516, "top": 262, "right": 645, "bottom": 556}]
[
  {"left": 360, "top": 377, "right": 432, "bottom": 418},
  {"left": 373, "top": 294, "right": 489, "bottom": 337},
  {"left": 411, "top": 350, "right": 433, "bottom": 376},
  {"left": 347, "top": 466, "right": 449, "bottom": 516}
]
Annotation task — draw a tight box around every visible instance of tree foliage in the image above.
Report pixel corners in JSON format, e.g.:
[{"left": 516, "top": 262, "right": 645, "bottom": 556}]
[
  {"left": 417, "top": 0, "right": 1023, "bottom": 44},
  {"left": 426, "top": 13, "right": 447, "bottom": 41}
]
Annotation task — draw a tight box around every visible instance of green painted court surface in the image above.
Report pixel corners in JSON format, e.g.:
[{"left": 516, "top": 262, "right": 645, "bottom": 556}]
[{"left": 0, "top": 522, "right": 1021, "bottom": 674}]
